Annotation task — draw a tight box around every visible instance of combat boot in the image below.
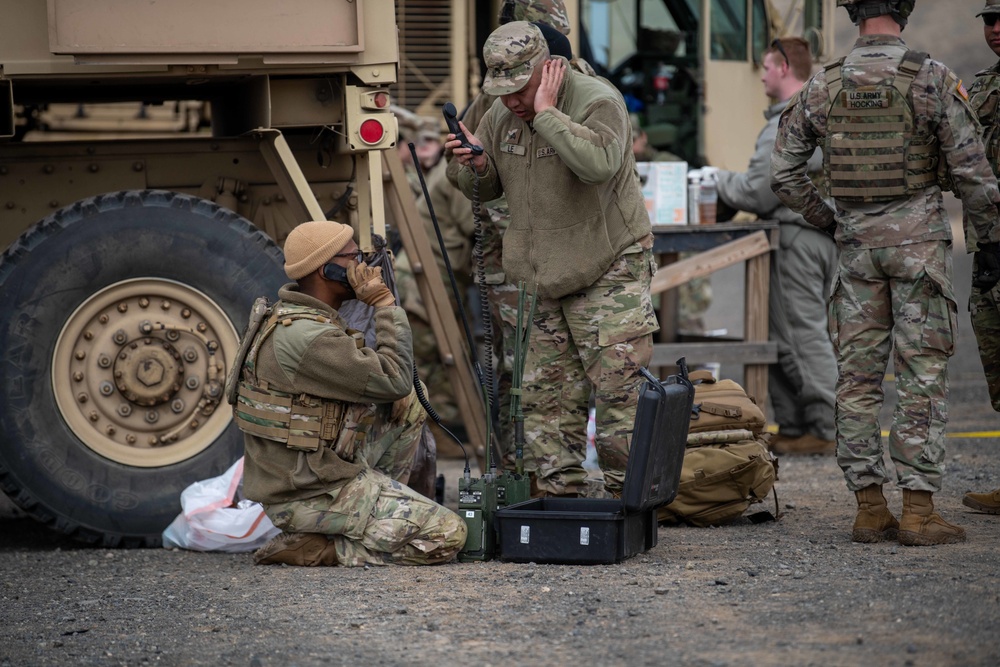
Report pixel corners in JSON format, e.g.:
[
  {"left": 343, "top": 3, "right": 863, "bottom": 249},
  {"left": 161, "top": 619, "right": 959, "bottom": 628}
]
[
  {"left": 898, "top": 490, "right": 966, "bottom": 546},
  {"left": 852, "top": 484, "right": 899, "bottom": 543},
  {"left": 253, "top": 532, "right": 339, "bottom": 566},
  {"left": 769, "top": 433, "right": 836, "bottom": 455},
  {"left": 962, "top": 487, "right": 1000, "bottom": 514}
]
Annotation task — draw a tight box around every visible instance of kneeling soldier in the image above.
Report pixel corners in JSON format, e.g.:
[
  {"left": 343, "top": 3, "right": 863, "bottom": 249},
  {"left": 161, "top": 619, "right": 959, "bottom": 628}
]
[{"left": 229, "top": 220, "right": 466, "bottom": 566}]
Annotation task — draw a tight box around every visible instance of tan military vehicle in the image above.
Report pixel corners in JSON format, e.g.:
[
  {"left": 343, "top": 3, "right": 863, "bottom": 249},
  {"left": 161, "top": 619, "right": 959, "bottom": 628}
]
[
  {"left": 576, "top": 0, "right": 835, "bottom": 168},
  {"left": 0, "top": 0, "right": 835, "bottom": 547},
  {"left": 0, "top": 0, "right": 405, "bottom": 546}
]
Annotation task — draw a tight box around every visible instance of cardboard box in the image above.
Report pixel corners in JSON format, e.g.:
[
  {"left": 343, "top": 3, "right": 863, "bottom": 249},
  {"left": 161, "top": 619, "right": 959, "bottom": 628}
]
[{"left": 636, "top": 161, "right": 688, "bottom": 226}]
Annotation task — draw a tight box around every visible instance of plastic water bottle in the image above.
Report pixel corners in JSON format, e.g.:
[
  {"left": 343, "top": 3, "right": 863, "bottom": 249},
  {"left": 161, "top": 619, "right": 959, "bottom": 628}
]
[
  {"left": 688, "top": 170, "right": 701, "bottom": 225},
  {"left": 699, "top": 169, "right": 717, "bottom": 225}
]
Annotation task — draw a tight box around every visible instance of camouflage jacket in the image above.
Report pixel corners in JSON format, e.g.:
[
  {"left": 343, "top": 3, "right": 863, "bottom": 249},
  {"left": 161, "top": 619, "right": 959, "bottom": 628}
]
[
  {"left": 241, "top": 285, "right": 414, "bottom": 505},
  {"left": 716, "top": 99, "right": 822, "bottom": 228},
  {"left": 456, "top": 57, "right": 649, "bottom": 299},
  {"left": 771, "top": 35, "right": 1000, "bottom": 249},
  {"left": 966, "top": 60, "right": 1000, "bottom": 250}
]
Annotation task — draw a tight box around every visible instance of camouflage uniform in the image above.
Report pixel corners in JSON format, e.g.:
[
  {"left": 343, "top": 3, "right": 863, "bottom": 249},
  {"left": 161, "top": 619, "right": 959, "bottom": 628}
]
[
  {"left": 967, "top": 58, "right": 1000, "bottom": 411},
  {"left": 498, "top": 0, "right": 570, "bottom": 33},
  {"left": 236, "top": 284, "right": 466, "bottom": 565},
  {"left": 456, "top": 23, "right": 658, "bottom": 495},
  {"left": 443, "top": 1, "right": 601, "bottom": 458},
  {"left": 771, "top": 35, "right": 1000, "bottom": 493}
]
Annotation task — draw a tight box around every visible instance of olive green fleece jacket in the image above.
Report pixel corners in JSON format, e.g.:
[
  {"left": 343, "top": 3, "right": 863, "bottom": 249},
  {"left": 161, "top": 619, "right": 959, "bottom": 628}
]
[
  {"left": 241, "top": 284, "right": 414, "bottom": 505},
  {"left": 457, "top": 58, "right": 650, "bottom": 300}
]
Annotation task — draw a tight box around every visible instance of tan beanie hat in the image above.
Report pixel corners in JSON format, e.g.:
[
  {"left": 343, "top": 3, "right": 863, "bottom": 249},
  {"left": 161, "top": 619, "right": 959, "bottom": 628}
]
[{"left": 283, "top": 220, "right": 355, "bottom": 280}]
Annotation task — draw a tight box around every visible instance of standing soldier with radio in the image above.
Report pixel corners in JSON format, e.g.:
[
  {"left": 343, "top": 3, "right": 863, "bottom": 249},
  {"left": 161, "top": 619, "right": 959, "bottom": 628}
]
[
  {"left": 449, "top": 22, "right": 657, "bottom": 499},
  {"left": 771, "top": 0, "right": 1000, "bottom": 545},
  {"left": 962, "top": 0, "right": 1000, "bottom": 515},
  {"left": 442, "top": 0, "right": 577, "bottom": 460}
]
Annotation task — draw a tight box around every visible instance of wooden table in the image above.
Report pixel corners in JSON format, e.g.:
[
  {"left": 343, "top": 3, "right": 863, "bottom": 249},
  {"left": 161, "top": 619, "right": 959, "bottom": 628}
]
[{"left": 649, "top": 222, "right": 779, "bottom": 408}]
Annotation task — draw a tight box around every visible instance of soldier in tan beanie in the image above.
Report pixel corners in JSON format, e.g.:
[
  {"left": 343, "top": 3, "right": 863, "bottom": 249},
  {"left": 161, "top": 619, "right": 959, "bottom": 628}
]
[{"left": 230, "top": 220, "right": 467, "bottom": 566}]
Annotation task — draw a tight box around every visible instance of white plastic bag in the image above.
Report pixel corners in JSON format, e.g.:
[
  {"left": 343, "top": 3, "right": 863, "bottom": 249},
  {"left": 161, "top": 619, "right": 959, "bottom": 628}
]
[{"left": 162, "top": 457, "right": 280, "bottom": 553}]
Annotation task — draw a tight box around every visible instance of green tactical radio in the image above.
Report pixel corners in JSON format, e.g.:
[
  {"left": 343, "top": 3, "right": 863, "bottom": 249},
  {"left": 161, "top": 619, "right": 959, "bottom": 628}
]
[
  {"left": 458, "top": 470, "right": 530, "bottom": 562},
  {"left": 457, "top": 280, "right": 535, "bottom": 562}
]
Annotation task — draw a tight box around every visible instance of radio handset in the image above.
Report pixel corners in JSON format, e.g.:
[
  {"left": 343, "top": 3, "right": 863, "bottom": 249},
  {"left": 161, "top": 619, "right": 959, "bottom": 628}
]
[{"left": 443, "top": 102, "right": 484, "bottom": 156}]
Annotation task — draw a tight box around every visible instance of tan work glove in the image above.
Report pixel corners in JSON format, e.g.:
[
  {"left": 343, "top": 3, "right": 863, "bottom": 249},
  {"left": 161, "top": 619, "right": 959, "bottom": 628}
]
[{"left": 347, "top": 262, "right": 395, "bottom": 308}]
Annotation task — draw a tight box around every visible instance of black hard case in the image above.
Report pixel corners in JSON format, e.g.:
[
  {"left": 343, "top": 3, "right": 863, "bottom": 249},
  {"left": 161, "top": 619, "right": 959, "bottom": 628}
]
[{"left": 494, "top": 372, "right": 694, "bottom": 564}]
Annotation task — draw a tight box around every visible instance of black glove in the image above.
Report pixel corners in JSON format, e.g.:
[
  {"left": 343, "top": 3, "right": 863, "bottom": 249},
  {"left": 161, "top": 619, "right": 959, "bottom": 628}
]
[
  {"left": 974, "top": 242, "right": 1000, "bottom": 292},
  {"left": 820, "top": 223, "right": 837, "bottom": 241}
]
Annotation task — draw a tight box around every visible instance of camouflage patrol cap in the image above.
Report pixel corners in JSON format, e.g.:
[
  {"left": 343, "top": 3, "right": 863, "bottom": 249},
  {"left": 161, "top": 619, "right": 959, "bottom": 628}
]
[
  {"left": 482, "top": 22, "right": 548, "bottom": 97},
  {"left": 978, "top": 0, "right": 1000, "bottom": 16},
  {"left": 499, "top": 0, "right": 571, "bottom": 36}
]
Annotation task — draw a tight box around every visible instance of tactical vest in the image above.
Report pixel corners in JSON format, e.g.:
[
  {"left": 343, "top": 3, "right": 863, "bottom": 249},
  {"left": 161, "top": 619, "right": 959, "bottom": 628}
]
[
  {"left": 823, "top": 50, "right": 939, "bottom": 202},
  {"left": 232, "top": 301, "right": 371, "bottom": 453},
  {"left": 971, "top": 70, "right": 1000, "bottom": 174}
]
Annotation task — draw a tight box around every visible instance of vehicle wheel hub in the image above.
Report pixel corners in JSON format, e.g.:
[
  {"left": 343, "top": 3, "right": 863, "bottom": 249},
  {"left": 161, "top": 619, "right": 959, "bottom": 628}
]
[
  {"left": 52, "top": 278, "right": 237, "bottom": 468},
  {"left": 114, "top": 339, "right": 184, "bottom": 406}
]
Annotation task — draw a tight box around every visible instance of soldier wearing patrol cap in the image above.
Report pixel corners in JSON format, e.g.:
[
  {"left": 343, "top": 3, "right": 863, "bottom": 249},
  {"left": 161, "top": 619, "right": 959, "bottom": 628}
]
[
  {"left": 448, "top": 21, "right": 657, "bottom": 499},
  {"left": 441, "top": 0, "right": 607, "bottom": 463},
  {"left": 230, "top": 220, "right": 466, "bottom": 566},
  {"left": 771, "top": 0, "right": 1000, "bottom": 545},
  {"left": 962, "top": 0, "right": 1000, "bottom": 515}
]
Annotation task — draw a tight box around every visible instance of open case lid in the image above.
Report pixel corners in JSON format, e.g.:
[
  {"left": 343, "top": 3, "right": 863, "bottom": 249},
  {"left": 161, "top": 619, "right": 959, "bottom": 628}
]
[{"left": 620, "top": 370, "right": 694, "bottom": 514}]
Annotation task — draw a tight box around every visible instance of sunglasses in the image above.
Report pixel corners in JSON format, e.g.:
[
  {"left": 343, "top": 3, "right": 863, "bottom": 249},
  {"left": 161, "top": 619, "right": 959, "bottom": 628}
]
[
  {"left": 985, "top": 14, "right": 1000, "bottom": 27},
  {"left": 332, "top": 249, "right": 364, "bottom": 263},
  {"left": 771, "top": 39, "right": 789, "bottom": 65}
]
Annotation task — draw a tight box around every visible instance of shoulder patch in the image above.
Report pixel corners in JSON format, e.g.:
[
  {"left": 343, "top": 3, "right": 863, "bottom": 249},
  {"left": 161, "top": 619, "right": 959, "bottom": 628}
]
[{"left": 957, "top": 79, "right": 970, "bottom": 102}]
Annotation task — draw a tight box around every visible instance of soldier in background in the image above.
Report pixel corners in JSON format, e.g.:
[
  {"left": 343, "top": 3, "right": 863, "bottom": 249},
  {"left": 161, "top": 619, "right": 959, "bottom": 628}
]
[
  {"left": 771, "top": 0, "right": 1000, "bottom": 545},
  {"left": 716, "top": 37, "right": 837, "bottom": 456},
  {"left": 392, "top": 109, "right": 475, "bottom": 456},
  {"left": 962, "top": 0, "right": 1000, "bottom": 515},
  {"left": 450, "top": 22, "right": 657, "bottom": 498}
]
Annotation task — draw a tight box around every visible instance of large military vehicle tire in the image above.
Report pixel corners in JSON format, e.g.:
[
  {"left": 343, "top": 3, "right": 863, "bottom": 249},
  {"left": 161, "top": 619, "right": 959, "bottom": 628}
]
[{"left": 0, "top": 190, "right": 286, "bottom": 547}]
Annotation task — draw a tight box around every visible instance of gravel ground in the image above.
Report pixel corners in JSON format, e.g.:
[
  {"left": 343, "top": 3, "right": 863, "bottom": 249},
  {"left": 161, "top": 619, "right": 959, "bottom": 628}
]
[
  {"left": 3, "top": 204, "right": 997, "bottom": 666},
  {"left": 2, "top": 367, "right": 998, "bottom": 667}
]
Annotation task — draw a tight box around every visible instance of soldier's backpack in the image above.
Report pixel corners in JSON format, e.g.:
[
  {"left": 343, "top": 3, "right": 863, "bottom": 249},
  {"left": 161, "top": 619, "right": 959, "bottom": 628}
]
[
  {"left": 658, "top": 372, "right": 778, "bottom": 527},
  {"left": 685, "top": 371, "right": 766, "bottom": 435}
]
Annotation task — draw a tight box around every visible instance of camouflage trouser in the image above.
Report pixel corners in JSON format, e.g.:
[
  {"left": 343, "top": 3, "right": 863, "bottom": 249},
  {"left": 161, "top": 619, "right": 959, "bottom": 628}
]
[
  {"left": 263, "top": 470, "right": 466, "bottom": 566},
  {"left": 829, "top": 241, "right": 956, "bottom": 493},
  {"left": 488, "top": 280, "right": 519, "bottom": 457},
  {"left": 262, "top": 387, "right": 467, "bottom": 566},
  {"left": 521, "top": 246, "right": 659, "bottom": 495},
  {"left": 677, "top": 270, "right": 713, "bottom": 332},
  {"left": 479, "top": 198, "right": 515, "bottom": 455},
  {"left": 364, "top": 385, "right": 427, "bottom": 484},
  {"left": 970, "top": 278, "right": 1000, "bottom": 412}
]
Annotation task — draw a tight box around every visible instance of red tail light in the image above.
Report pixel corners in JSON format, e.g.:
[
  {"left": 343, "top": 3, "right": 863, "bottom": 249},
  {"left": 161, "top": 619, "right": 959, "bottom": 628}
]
[{"left": 359, "top": 119, "right": 385, "bottom": 145}]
